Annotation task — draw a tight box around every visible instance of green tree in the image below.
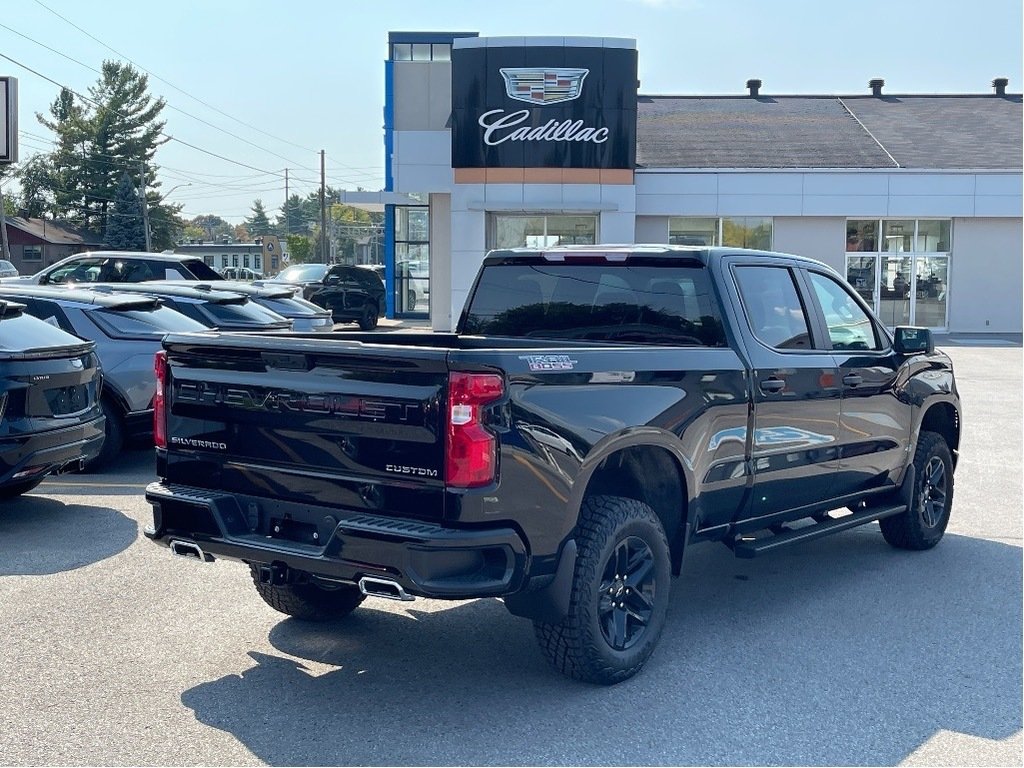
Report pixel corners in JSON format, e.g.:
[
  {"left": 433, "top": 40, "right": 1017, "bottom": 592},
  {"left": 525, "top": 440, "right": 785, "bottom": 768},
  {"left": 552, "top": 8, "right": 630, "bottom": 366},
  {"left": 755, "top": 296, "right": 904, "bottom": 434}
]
[
  {"left": 189, "top": 214, "right": 233, "bottom": 241},
  {"left": 285, "top": 234, "right": 313, "bottom": 264},
  {"left": 278, "top": 194, "right": 306, "bottom": 236},
  {"left": 245, "top": 199, "right": 271, "bottom": 236},
  {"left": 33, "top": 62, "right": 171, "bottom": 245},
  {"left": 104, "top": 171, "right": 146, "bottom": 250}
]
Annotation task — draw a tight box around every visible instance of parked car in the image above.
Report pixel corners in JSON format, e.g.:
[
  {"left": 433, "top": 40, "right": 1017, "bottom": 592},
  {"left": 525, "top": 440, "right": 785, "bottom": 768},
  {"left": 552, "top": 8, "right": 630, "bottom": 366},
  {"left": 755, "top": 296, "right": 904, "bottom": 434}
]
[
  {"left": 0, "top": 260, "right": 19, "bottom": 279},
  {"left": 94, "top": 283, "right": 292, "bottom": 332},
  {"left": 0, "top": 284, "right": 209, "bottom": 469},
  {"left": 396, "top": 259, "right": 429, "bottom": 311},
  {"left": 164, "top": 280, "right": 333, "bottom": 333},
  {"left": 0, "top": 300, "right": 105, "bottom": 495},
  {"left": 265, "top": 263, "right": 384, "bottom": 329},
  {"left": 145, "top": 244, "right": 961, "bottom": 684},
  {"left": 3, "top": 251, "right": 225, "bottom": 285}
]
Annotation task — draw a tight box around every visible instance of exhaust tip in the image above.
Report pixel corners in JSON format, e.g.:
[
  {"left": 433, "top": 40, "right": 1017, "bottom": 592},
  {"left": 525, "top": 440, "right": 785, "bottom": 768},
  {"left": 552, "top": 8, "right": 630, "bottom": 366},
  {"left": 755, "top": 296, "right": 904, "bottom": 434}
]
[
  {"left": 169, "top": 540, "right": 213, "bottom": 562},
  {"left": 358, "top": 576, "right": 414, "bottom": 602}
]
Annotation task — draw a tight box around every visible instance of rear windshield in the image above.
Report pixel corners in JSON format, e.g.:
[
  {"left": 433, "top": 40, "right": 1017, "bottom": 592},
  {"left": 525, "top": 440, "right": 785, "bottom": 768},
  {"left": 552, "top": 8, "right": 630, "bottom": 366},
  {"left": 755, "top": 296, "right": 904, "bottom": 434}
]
[
  {"left": 0, "top": 312, "right": 87, "bottom": 354},
  {"left": 462, "top": 263, "right": 727, "bottom": 346},
  {"left": 198, "top": 299, "right": 290, "bottom": 328},
  {"left": 89, "top": 304, "right": 208, "bottom": 339}
]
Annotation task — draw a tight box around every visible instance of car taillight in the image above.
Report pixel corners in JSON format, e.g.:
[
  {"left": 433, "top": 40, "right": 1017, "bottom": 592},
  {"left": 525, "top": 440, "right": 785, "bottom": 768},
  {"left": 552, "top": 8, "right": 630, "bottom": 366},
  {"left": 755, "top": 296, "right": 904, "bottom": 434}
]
[
  {"left": 153, "top": 351, "right": 167, "bottom": 448},
  {"left": 446, "top": 372, "right": 504, "bottom": 489}
]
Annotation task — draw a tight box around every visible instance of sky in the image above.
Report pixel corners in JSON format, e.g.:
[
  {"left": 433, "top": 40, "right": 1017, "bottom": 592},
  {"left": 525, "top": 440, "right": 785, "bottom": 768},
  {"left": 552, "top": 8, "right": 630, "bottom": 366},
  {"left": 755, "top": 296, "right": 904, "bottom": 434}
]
[{"left": 2, "top": 0, "right": 1022, "bottom": 224}]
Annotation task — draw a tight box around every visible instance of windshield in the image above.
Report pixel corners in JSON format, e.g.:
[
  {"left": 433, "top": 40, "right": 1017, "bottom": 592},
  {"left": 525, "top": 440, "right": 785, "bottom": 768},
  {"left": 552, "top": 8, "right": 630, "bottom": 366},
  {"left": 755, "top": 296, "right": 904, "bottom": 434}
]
[
  {"left": 89, "top": 304, "right": 209, "bottom": 339},
  {"left": 273, "top": 264, "right": 328, "bottom": 283},
  {"left": 462, "top": 262, "right": 727, "bottom": 347}
]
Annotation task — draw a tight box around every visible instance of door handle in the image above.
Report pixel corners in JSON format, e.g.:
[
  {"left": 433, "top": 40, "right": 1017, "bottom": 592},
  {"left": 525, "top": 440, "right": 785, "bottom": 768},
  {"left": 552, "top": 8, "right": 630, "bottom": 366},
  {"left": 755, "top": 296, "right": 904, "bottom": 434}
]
[
  {"left": 759, "top": 377, "right": 786, "bottom": 393},
  {"left": 842, "top": 373, "right": 863, "bottom": 387}
]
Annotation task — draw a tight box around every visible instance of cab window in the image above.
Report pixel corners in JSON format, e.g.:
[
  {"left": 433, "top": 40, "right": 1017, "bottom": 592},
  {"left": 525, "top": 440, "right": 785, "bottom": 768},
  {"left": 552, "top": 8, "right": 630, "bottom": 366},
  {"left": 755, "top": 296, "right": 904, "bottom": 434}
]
[{"left": 808, "top": 271, "right": 881, "bottom": 351}]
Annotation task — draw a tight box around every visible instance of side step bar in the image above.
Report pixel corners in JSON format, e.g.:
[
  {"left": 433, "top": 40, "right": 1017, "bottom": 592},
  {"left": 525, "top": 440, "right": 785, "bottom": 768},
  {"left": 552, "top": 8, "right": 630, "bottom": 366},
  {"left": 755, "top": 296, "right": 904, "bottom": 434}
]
[{"left": 732, "top": 503, "right": 906, "bottom": 559}]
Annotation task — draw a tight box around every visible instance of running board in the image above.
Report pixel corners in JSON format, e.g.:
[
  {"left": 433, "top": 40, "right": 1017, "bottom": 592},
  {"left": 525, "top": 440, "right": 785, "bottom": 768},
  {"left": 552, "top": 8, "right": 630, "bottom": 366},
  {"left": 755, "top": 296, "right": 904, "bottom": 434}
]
[{"left": 732, "top": 503, "right": 906, "bottom": 559}]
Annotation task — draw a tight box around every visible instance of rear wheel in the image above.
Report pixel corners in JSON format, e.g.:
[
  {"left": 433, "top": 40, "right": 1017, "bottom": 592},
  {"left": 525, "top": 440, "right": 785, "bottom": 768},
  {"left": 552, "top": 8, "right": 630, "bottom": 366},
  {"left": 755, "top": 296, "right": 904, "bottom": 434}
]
[
  {"left": 250, "top": 567, "right": 365, "bottom": 621},
  {"left": 358, "top": 302, "right": 379, "bottom": 330},
  {"left": 880, "top": 431, "right": 954, "bottom": 550},
  {"left": 533, "top": 495, "right": 671, "bottom": 685},
  {"left": 0, "top": 477, "right": 45, "bottom": 499}
]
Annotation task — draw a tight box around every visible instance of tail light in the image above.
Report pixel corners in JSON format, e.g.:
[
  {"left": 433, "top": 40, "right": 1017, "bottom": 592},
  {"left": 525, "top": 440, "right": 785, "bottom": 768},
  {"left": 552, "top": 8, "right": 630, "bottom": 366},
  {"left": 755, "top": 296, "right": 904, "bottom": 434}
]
[
  {"left": 153, "top": 351, "right": 167, "bottom": 448},
  {"left": 446, "top": 372, "right": 504, "bottom": 488}
]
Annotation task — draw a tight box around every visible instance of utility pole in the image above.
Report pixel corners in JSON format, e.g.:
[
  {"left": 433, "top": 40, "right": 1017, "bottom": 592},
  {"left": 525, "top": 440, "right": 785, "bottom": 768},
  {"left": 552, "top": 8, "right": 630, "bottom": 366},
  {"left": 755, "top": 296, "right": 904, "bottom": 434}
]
[
  {"left": 284, "top": 168, "right": 289, "bottom": 235},
  {"left": 140, "top": 160, "right": 152, "bottom": 252},
  {"left": 319, "top": 150, "right": 328, "bottom": 264},
  {"left": 0, "top": 182, "right": 11, "bottom": 263}
]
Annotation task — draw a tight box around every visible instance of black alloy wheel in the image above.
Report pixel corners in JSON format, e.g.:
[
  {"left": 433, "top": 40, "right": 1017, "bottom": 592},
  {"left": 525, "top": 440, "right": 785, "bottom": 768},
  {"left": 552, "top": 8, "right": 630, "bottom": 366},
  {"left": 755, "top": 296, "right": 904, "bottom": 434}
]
[
  {"left": 917, "top": 455, "right": 948, "bottom": 528},
  {"left": 598, "top": 536, "right": 657, "bottom": 651}
]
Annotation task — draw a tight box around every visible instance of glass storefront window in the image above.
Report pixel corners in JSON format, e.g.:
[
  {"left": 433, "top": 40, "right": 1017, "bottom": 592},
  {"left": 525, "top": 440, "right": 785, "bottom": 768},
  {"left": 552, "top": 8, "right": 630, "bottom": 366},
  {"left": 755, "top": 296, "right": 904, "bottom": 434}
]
[
  {"left": 846, "top": 255, "right": 877, "bottom": 304},
  {"left": 882, "top": 220, "right": 914, "bottom": 253},
  {"left": 722, "top": 217, "right": 772, "bottom": 250},
  {"left": 393, "top": 206, "right": 429, "bottom": 315},
  {"left": 914, "top": 256, "right": 948, "bottom": 327},
  {"left": 877, "top": 254, "right": 912, "bottom": 327},
  {"left": 490, "top": 215, "right": 597, "bottom": 249},
  {"left": 669, "top": 217, "right": 718, "bottom": 246},
  {"left": 432, "top": 43, "right": 451, "bottom": 61},
  {"left": 916, "top": 220, "right": 951, "bottom": 252},
  {"left": 846, "top": 220, "right": 879, "bottom": 252},
  {"left": 392, "top": 43, "right": 412, "bottom": 61},
  {"left": 411, "top": 43, "right": 431, "bottom": 61}
]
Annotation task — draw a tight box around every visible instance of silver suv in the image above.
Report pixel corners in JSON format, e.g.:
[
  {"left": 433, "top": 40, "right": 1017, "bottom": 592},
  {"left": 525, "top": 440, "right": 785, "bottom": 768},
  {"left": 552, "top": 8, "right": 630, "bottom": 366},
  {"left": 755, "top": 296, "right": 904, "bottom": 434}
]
[
  {"left": 4, "top": 251, "right": 225, "bottom": 285},
  {"left": 0, "top": 284, "right": 208, "bottom": 469}
]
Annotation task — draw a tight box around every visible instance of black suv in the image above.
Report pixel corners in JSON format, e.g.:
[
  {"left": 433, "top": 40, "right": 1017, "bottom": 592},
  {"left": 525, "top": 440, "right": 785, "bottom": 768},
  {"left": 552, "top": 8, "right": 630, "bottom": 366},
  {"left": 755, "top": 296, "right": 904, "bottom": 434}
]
[
  {"left": 0, "top": 300, "right": 105, "bottom": 496},
  {"left": 265, "top": 263, "right": 385, "bottom": 330},
  {"left": 7, "top": 251, "right": 225, "bottom": 286}
]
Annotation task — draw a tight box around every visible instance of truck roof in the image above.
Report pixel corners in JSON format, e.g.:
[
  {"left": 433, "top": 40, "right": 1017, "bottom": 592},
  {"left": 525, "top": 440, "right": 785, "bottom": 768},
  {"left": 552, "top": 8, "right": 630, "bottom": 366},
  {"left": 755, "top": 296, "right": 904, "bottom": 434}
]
[{"left": 484, "top": 244, "right": 828, "bottom": 269}]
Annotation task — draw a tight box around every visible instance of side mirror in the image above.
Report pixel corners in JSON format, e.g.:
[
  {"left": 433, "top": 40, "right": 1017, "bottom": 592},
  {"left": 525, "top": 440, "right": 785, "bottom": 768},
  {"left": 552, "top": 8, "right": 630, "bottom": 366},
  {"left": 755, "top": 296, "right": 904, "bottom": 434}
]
[{"left": 894, "top": 326, "right": 934, "bottom": 355}]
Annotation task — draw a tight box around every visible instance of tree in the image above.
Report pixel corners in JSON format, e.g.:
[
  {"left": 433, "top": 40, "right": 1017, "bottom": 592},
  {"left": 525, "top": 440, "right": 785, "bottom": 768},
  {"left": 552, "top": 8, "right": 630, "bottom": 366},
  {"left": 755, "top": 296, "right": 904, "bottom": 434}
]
[
  {"left": 104, "top": 172, "right": 146, "bottom": 250},
  {"left": 278, "top": 194, "right": 306, "bottom": 236},
  {"left": 285, "top": 234, "right": 313, "bottom": 264},
  {"left": 245, "top": 199, "right": 271, "bottom": 236},
  {"left": 189, "top": 214, "right": 233, "bottom": 242},
  {"left": 32, "top": 62, "right": 170, "bottom": 244}
]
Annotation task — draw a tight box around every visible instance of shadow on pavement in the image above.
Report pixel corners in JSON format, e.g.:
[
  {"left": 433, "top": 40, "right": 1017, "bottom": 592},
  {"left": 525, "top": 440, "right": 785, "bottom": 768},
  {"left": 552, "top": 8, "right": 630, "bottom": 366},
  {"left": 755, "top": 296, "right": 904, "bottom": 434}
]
[
  {"left": 0, "top": 495, "right": 138, "bottom": 576},
  {"left": 179, "top": 530, "right": 1021, "bottom": 766}
]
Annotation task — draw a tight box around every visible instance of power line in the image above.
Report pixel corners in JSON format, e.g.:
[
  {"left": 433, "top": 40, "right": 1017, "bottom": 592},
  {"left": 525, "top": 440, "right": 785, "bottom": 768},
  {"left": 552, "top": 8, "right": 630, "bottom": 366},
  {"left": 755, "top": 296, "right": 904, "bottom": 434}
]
[
  {"left": 0, "top": 51, "right": 288, "bottom": 179},
  {"left": 31, "top": 0, "right": 322, "bottom": 157}
]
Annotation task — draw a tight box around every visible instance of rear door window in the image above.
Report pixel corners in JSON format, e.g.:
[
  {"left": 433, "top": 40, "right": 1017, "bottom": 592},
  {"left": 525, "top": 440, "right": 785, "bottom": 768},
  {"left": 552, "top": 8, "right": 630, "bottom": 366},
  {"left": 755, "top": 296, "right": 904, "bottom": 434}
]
[{"left": 733, "top": 266, "right": 813, "bottom": 350}]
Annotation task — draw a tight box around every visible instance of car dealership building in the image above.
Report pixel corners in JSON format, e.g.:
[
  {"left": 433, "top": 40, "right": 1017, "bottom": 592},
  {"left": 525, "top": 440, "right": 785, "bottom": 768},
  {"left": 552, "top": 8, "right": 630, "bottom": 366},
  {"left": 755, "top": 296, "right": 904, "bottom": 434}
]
[{"left": 345, "top": 32, "right": 1022, "bottom": 334}]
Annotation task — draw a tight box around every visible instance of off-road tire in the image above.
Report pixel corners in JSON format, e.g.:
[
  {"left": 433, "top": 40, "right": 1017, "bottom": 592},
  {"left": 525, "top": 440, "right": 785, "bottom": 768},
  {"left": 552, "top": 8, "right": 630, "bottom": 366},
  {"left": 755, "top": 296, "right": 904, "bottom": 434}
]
[
  {"left": 250, "top": 567, "right": 365, "bottom": 621},
  {"left": 358, "top": 302, "right": 379, "bottom": 331},
  {"left": 0, "top": 477, "right": 45, "bottom": 499},
  {"left": 533, "top": 495, "right": 671, "bottom": 685},
  {"left": 84, "top": 398, "right": 123, "bottom": 472},
  {"left": 880, "top": 431, "right": 954, "bottom": 550}
]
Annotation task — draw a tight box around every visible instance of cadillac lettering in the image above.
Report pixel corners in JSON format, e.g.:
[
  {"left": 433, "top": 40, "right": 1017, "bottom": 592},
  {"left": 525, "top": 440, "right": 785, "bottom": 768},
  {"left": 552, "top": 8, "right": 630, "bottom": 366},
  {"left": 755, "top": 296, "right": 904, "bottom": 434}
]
[{"left": 478, "top": 109, "right": 609, "bottom": 146}]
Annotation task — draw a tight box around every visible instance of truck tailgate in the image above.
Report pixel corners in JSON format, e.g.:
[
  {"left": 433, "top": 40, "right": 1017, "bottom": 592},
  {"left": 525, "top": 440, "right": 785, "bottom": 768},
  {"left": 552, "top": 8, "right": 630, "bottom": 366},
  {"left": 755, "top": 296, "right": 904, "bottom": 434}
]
[{"left": 161, "top": 334, "right": 448, "bottom": 521}]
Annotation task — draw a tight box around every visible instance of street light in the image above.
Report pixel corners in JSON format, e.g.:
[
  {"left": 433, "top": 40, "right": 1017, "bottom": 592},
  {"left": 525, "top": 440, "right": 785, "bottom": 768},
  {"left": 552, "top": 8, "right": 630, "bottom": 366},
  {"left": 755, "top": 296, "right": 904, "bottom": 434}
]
[{"left": 143, "top": 182, "right": 192, "bottom": 252}]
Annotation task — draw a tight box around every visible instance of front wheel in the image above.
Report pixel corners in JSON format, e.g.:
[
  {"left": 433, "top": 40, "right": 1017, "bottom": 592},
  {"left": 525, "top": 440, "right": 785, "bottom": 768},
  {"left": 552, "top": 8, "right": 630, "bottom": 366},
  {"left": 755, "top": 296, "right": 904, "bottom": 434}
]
[
  {"left": 250, "top": 567, "right": 365, "bottom": 621},
  {"left": 880, "top": 431, "right": 954, "bottom": 550},
  {"left": 533, "top": 495, "right": 671, "bottom": 685}
]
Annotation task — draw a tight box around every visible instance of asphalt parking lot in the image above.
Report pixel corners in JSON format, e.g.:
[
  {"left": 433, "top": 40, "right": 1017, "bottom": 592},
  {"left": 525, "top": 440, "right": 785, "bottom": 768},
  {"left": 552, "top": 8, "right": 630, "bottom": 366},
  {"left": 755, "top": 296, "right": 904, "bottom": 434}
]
[{"left": 0, "top": 343, "right": 1020, "bottom": 766}]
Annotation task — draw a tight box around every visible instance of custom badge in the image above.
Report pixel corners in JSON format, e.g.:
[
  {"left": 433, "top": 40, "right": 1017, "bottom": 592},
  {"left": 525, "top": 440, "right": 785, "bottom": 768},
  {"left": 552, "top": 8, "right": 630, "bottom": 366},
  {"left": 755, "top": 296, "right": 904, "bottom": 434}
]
[{"left": 519, "top": 354, "right": 578, "bottom": 372}]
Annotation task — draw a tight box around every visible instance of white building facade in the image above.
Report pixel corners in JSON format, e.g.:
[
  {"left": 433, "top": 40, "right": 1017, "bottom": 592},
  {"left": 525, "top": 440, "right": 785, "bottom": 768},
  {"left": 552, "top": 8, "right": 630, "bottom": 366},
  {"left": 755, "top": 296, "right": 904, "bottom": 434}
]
[{"left": 376, "top": 32, "right": 1022, "bottom": 335}]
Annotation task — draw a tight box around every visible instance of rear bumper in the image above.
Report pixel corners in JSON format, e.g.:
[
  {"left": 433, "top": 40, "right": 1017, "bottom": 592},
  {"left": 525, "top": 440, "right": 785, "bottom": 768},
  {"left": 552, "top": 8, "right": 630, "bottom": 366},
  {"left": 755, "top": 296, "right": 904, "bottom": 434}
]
[
  {"left": 0, "top": 416, "right": 105, "bottom": 486},
  {"left": 144, "top": 482, "right": 529, "bottom": 599}
]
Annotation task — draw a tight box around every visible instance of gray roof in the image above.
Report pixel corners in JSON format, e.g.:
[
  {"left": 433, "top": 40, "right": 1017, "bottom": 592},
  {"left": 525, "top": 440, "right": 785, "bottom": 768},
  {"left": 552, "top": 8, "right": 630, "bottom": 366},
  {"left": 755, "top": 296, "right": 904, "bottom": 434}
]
[
  {"left": 636, "top": 94, "right": 1023, "bottom": 169},
  {"left": 5, "top": 217, "right": 104, "bottom": 246}
]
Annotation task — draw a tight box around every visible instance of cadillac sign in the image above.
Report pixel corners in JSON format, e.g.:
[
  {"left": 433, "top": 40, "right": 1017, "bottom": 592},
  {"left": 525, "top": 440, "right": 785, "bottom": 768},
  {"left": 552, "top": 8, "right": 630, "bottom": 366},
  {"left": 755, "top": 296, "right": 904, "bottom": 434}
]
[{"left": 452, "top": 45, "right": 637, "bottom": 169}]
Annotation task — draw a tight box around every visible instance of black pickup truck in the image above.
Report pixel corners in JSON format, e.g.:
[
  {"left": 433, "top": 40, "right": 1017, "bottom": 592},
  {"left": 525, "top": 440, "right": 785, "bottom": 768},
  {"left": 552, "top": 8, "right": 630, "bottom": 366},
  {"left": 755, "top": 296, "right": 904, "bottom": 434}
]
[{"left": 145, "top": 245, "right": 961, "bottom": 684}]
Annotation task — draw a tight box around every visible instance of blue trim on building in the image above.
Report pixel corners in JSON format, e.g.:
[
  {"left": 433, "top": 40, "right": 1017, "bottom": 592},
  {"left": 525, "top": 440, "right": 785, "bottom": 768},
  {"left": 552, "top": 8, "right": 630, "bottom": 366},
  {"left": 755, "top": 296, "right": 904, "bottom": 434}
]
[{"left": 383, "top": 58, "right": 395, "bottom": 318}]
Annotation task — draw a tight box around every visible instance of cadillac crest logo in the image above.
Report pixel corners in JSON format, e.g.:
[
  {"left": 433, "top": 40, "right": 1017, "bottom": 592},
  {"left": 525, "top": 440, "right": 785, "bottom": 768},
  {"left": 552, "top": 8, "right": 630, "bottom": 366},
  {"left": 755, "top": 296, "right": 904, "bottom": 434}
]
[{"left": 500, "top": 68, "right": 589, "bottom": 106}]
